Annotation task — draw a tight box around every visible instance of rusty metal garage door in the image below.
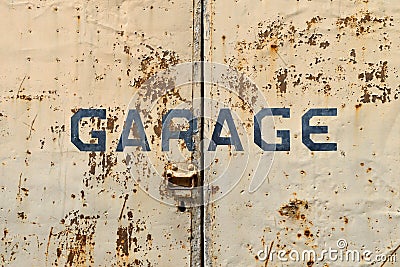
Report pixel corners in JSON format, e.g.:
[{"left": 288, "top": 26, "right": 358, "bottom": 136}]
[{"left": 1, "top": 0, "right": 400, "bottom": 267}]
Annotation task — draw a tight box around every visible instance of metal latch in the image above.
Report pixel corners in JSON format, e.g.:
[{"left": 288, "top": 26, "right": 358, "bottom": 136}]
[{"left": 164, "top": 163, "right": 198, "bottom": 198}]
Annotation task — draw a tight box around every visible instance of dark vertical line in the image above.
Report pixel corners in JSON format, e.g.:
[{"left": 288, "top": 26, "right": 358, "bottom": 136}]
[{"left": 200, "top": 0, "right": 205, "bottom": 266}]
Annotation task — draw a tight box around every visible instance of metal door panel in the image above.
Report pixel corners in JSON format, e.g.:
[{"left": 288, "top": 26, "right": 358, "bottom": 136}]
[
  {"left": 204, "top": 0, "right": 400, "bottom": 266},
  {"left": 0, "top": 1, "right": 197, "bottom": 266}
]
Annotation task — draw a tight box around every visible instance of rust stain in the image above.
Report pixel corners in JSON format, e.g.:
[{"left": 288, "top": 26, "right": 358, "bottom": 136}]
[
  {"left": 116, "top": 224, "right": 134, "bottom": 257},
  {"left": 276, "top": 68, "right": 288, "bottom": 93},
  {"left": 304, "top": 228, "right": 313, "bottom": 238},
  {"left": 336, "top": 11, "right": 393, "bottom": 36},
  {"left": 106, "top": 115, "right": 118, "bottom": 133},
  {"left": 118, "top": 194, "right": 129, "bottom": 221},
  {"left": 306, "top": 16, "right": 323, "bottom": 30},
  {"left": 52, "top": 211, "right": 99, "bottom": 266},
  {"left": 278, "top": 199, "right": 308, "bottom": 220},
  {"left": 84, "top": 152, "right": 118, "bottom": 188},
  {"left": 132, "top": 46, "right": 180, "bottom": 88},
  {"left": 211, "top": 185, "right": 220, "bottom": 194},
  {"left": 153, "top": 119, "right": 162, "bottom": 138},
  {"left": 15, "top": 75, "right": 27, "bottom": 99},
  {"left": 307, "top": 259, "right": 315, "bottom": 266},
  {"left": 45, "top": 226, "right": 54, "bottom": 262}
]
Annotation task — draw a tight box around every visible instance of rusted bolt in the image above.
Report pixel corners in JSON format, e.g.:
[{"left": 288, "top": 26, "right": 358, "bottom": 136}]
[
  {"left": 166, "top": 170, "right": 173, "bottom": 178},
  {"left": 188, "top": 164, "right": 194, "bottom": 171},
  {"left": 171, "top": 163, "right": 178, "bottom": 171}
]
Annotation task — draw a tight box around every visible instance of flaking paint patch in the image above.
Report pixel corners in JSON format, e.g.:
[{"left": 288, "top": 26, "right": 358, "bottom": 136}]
[{"left": 223, "top": 8, "right": 398, "bottom": 105}]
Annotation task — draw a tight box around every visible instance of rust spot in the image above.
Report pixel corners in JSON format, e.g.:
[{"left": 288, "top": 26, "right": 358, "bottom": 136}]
[
  {"left": 88, "top": 152, "right": 96, "bottom": 175},
  {"left": 360, "top": 88, "right": 371, "bottom": 103},
  {"left": 212, "top": 185, "right": 220, "bottom": 194},
  {"left": 270, "top": 44, "right": 278, "bottom": 50},
  {"left": 255, "top": 19, "right": 285, "bottom": 50},
  {"left": 278, "top": 199, "right": 308, "bottom": 220},
  {"left": 304, "top": 229, "right": 312, "bottom": 237},
  {"left": 52, "top": 211, "right": 99, "bottom": 266},
  {"left": 127, "top": 211, "right": 133, "bottom": 220},
  {"left": 153, "top": 120, "right": 162, "bottom": 138},
  {"left": 306, "top": 16, "right": 323, "bottom": 30},
  {"left": 17, "top": 212, "right": 26, "bottom": 220},
  {"left": 84, "top": 152, "right": 118, "bottom": 188},
  {"left": 319, "top": 41, "right": 330, "bottom": 49},
  {"left": 56, "top": 247, "right": 62, "bottom": 257},
  {"left": 305, "top": 73, "right": 323, "bottom": 82},
  {"left": 376, "top": 61, "right": 388, "bottom": 82},
  {"left": 132, "top": 47, "right": 180, "bottom": 88},
  {"left": 336, "top": 12, "right": 392, "bottom": 37},
  {"left": 305, "top": 33, "right": 322, "bottom": 46},
  {"left": 358, "top": 61, "right": 388, "bottom": 83},
  {"left": 307, "top": 259, "right": 315, "bottom": 266},
  {"left": 116, "top": 224, "right": 134, "bottom": 256},
  {"left": 179, "top": 140, "right": 187, "bottom": 151},
  {"left": 106, "top": 115, "right": 118, "bottom": 133},
  {"left": 124, "top": 45, "right": 130, "bottom": 55},
  {"left": 276, "top": 68, "right": 288, "bottom": 93}
]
